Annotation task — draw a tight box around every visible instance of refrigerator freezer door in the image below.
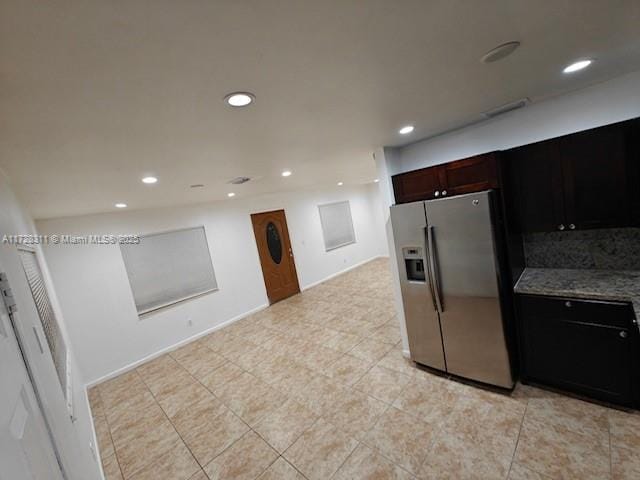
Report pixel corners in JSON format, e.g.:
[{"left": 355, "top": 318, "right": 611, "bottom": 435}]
[
  {"left": 390, "top": 201, "right": 446, "bottom": 371},
  {"left": 425, "top": 191, "right": 513, "bottom": 388}
]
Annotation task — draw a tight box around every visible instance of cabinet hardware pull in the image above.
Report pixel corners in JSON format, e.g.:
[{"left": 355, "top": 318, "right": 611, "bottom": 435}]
[
  {"left": 565, "top": 301, "right": 572, "bottom": 308},
  {"left": 434, "top": 191, "right": 440, "bottom": 197},
  {"left": 569, "top": 223, "right": 576, "bottom": 230},
  {"left": 558, "top": 224, "right": 565, "bottom": 231},
  {"left": 620, "top": 331, "right": 628, "bottom": 339},
  {"left": 442, "top": 190, "right": 447, "bottom": 196}
]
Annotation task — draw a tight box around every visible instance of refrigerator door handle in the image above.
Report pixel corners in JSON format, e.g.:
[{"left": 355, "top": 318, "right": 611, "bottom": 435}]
[
  {"left": 422, "top": 226, "right": 438, "bottom": 311},
  {"left": 427, "top": 225, "right": 444, "bottom": 312}
]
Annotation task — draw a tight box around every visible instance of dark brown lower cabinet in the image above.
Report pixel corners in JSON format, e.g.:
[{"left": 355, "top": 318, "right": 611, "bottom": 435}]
[{"left": 517, "top": 294, "right": 639, "bottom": 408}]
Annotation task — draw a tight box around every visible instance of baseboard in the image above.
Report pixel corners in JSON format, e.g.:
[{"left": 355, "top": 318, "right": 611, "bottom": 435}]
[
  {"left": 85, "top": 303, "right": 269, "bottom": 387},
  {"left": 86, "top": 255, "right": 390, "bottom": 387},
  {"left": 301, "top": 255, "right": 389, "bottom": 291},
  {"left": 84, "top": 387, "right": 106, "bottom": 479}
]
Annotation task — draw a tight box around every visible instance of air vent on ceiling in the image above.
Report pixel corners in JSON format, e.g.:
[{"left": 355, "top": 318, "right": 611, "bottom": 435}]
[
  {"left": 481, "top": 41, "right": 520, "bottom": 63},
  {"left": 228, "top": 176, "right": 251, "bottom": 185},
  {"left": 482, "top": 98, "right": 530, "bottom": 119}
]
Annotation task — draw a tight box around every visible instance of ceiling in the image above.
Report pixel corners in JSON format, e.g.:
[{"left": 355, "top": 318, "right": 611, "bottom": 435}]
[{"left": 1, "top": 1, "right": 640, "bottom": 219}]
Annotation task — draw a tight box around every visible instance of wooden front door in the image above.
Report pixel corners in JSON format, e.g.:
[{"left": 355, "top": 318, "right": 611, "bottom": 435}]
[{"left": 250, "top": 209, "right": 300, "bottom": 304}]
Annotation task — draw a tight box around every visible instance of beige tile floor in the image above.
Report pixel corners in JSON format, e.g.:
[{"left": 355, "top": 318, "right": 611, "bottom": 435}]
[{"left": 89, "top": 258, "right": 640, "bottom": 480}]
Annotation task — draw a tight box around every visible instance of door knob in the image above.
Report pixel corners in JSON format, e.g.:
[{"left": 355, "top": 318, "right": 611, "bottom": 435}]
[
  {"left": 558, "top": 224, "right": 565, "bottom": 231},
  {"left": 569, "top": 224, "right": 576, "bottom": 230}
]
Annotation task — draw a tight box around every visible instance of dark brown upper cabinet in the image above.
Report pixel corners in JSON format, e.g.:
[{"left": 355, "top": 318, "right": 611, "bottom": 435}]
[
  {"left": 561, "top": 124, "right": 631, "bottom": 230},
  {"left": 392, "top": 152, "right": 499, "bottom": 204},
  {"left": 438, "top": 153, "right": 500, "bottom": 197},
  {"left": 506, "top": 139, "right": 566, "bottom": 233},
  {"left": 392, "top": 166, "right": 442, "bottom": 203},
  {"left": 507, "top": 119, "right": 639, "bottom": 233}
]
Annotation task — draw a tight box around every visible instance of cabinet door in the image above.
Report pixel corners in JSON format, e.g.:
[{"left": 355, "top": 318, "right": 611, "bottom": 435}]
[
  {"left": 630, "top": 118, "right": 640, "bottom": 224},
  {"left": 518, "top": 295, "right": 636, "bottom": 407},
  {"left": 506, "top": 141, "right": 565, "bottom": 233},
  {"left": 392, "top": 167, "right": 442, "bottom": 204},
  {"left": 438, "top": 153, "right": 500, "bottom": 197},
  {"left": 561, "top": 123, "right": 632, "bottom": 229}
]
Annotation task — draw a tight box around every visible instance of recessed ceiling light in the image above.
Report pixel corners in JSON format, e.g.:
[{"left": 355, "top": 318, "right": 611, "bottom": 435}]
[
  {"left": 142, "top": 176, "right": 158, "bottom": 184},
  {"left": 374, "top": 179, "right": 380, "bottom": 183},
  {"left": 563, "top": 59, "right": 592, "bottom": 74},
  {"left": 399, "top": 125, "right": 414, "bottom": 135},
  {"left": 281, "top": 170, "right": 292, "bottom": 177},
  {"left": 115, "top": 203, "right": 127, "bottom": 208},
  {"left": 337, "top": 182, "right": 344, "bottom": 186},
  {"left": 227, "top": 192, "right": 236, "bottom": 197},
  {"left": 224, "top": 92, "right": 255, "bottom": 107}
]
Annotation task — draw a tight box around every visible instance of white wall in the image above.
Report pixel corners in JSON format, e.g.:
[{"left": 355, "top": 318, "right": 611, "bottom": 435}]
[
  {"left": 378, "top": 69, "right": 640, "bottom": 352},
  {"left": 374, "top": 148, "right": 409, "bottom": 355},
  {"left": 395, "top": 69, "right": 640, "bottom": 174},
  {"left": 37, "top": 183, "right": 387, "bottom": 384},
  {"left": 0, "top": 171, "right": 101, "bottom": 480}
]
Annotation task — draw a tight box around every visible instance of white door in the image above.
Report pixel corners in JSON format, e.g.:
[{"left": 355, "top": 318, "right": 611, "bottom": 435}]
[
  {"left": 0, "top": 267, "right": 64, "bottom": 480},
  {"left": 0, "top": 246, "right": 86, "bottom": 479}
]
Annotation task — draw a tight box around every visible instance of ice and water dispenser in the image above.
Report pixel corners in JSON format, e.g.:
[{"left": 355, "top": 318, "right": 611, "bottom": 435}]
[{"left": 402, "top": 247, "right": 426, "bottom": 282}]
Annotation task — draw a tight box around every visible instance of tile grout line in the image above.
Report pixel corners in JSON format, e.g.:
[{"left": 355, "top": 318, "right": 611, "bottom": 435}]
[
  {"left": 96, "top": 261, "right": 415, "bottom": 479},
  {"left": 93, "top": 388, "right": 126, "bottom": 480},
  {"left": 316, "top": 346, "right": 422, "bottom": 476},
  {"left": 410, "top": 389, "right": 468, "bottom": 478},
  {"left": 280, "top": 416, "right": 323, "bottom": 477},
  {"left": 135, "top": 368, "right": 206, "bottom": 479},
  {"left": 173, "top": 335, "right": 318, "bottom": 478},
  {"left": 345, "top": 400, "right": 421, "bottom": 477},
  {"left": 168, "top": 352, "right": 277, "bottom": 476},
  {"left": 327, "top": 439, "right": 362, "bottom": 480},
  {"left": 505, "top": 399, "right": 528, "bottom": 479},
  {"left": 608, "top": 413, "right": 612, "bottom": 479}
]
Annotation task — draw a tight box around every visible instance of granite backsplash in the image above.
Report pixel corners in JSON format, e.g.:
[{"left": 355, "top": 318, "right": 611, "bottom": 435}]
[{"left": 523, "top": 227, "right": 640, "bottom": 270}]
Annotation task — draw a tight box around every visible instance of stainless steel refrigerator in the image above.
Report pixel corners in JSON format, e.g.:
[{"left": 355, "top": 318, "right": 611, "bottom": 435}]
[{"left": 390, "top": 190, "right": 514, "bottom": 389}]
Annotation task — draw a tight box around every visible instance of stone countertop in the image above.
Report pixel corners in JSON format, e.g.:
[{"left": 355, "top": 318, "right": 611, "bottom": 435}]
[{"left": 514, "top": 268, "right": 640, "bottom": 318}]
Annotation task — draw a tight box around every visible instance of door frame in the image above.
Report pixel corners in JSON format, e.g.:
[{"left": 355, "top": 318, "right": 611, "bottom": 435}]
[{"left": 250, "top": 209, "right": 301, "bottom": 304}]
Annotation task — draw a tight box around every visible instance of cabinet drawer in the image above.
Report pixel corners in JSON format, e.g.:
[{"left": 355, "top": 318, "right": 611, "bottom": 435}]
[{"left": 518, "top": 294, "right": 633, "bottom": 329}]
